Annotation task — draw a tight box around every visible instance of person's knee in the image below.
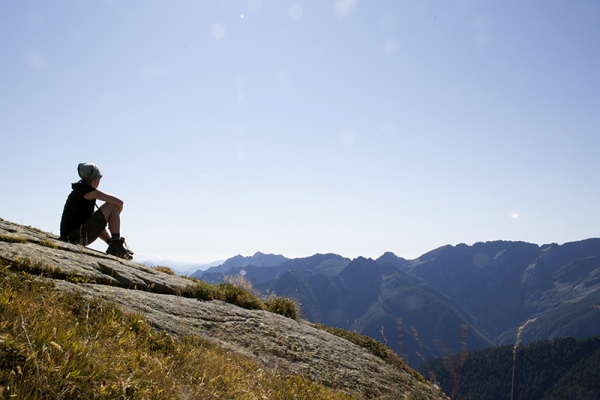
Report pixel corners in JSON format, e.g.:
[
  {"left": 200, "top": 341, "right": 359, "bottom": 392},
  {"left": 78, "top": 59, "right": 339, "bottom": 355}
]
[{"left": 100, "top": 203, "right": 121, "bottom": 220}]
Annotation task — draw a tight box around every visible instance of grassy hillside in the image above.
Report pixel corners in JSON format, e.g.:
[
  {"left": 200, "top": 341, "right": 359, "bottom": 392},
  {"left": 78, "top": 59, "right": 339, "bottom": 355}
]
[{"left": 0, "top": 264, "right": 353, "bottom": 399}]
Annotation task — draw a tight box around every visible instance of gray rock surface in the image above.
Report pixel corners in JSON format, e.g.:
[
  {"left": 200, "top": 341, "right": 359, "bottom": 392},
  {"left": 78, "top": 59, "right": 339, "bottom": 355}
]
[{"left": 0, "top": 218, "right": 446, "bottom": 399}]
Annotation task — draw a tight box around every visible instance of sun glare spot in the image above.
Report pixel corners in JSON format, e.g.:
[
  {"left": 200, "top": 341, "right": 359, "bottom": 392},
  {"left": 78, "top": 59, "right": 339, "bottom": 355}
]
[
  {"left": 289, "top": 4, "right": 303, "bottom": 20},
  {"left": 510, "top": 212, "right": 521, "bottom": 220},
  {"left": 211, "top": 23, "right": 225, "bottom": 40},
  {"left": 377, "top": 39, "right": 400, "bottom": 57},
  {"left": 473, "top": 253, "right": 490, "bottom": 268},
  {"left": 25, "top": 50, "right": 47, "bottom": 70},
  {"left": 334, "top": 0, "right": 356, "bottom": 19},
  {"left": 401, "top": 295, "right": 423, "bottom": 311},
  {"left": 240, "top": 14, "right": 244, "bottom": 19}
]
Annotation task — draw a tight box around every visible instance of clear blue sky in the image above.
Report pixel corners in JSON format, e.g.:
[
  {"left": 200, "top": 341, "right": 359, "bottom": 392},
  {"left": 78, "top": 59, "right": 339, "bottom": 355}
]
[{"left": 2, "top": 0, "right": 599, "bottom": 265}]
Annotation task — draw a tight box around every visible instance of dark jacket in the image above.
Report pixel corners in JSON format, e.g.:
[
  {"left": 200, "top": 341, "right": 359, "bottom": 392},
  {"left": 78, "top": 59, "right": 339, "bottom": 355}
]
[{"left": 60, "top": 181, "right": 96, "bottom": 238}]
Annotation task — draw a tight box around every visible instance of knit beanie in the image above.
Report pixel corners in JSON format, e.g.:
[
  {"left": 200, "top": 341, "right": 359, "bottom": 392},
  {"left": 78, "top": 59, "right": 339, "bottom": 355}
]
[{"left": 77, "top": 163, "right": 102, "bottom": 182}]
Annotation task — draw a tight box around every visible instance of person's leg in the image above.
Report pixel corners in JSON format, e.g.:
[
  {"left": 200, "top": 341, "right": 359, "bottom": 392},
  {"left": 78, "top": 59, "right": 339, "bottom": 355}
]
[
  {"left": 99, "top": 203, "right": 121, "bottom": 238},
  {"left": 99, "top": 228, "right": 110, "bottom": 243},
  {"left": 100, "top": 203, "right": 133, "bottom": 260},
  {"left": 73, "top": 210, "right": 108, "bottom": 246}
]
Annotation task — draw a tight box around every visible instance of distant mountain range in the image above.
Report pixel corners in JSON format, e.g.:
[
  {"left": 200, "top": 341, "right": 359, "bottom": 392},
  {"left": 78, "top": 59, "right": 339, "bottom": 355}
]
[
  {"left": 190, "top": 239, "right": 600, "bottom": 368},
  {"left": 136, "top": 257, "right": 224, "bottom": 275},
  {"left": 191, "top": 251, "right": 291, "bottom": 278}
]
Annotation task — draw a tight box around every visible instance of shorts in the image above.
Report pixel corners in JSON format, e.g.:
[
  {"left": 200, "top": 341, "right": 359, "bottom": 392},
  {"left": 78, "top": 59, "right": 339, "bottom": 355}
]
[{"left": 63, "top": 209, "right": 107, "bottom": 246}]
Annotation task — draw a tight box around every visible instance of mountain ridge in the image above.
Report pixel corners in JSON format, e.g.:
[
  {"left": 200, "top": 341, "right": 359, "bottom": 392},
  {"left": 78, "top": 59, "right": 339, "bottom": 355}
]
[
  {"left": 191, "top": 251, "right": 290, "bottom": 277},
  {"left": 215, "top": 239, "right": 600, "bottom": 368}
]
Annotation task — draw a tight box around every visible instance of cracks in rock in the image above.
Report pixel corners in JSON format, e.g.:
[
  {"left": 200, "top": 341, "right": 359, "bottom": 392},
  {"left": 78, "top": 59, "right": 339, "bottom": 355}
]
[
  {"left": 97, "top": 262, "right": 141, "bottom": 289},
  {"left": 137, "top": 276, "right": 176, "bottom": 295}
]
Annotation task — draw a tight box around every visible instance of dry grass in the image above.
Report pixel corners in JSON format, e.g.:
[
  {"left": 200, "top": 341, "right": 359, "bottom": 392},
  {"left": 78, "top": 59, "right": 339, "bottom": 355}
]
[
  {"left": 183, "top": 275, "right": 301, "bottom": 320},
  {"left": 224, "top": 273, "right": 256, "bottom": 294},
  {"left": 183, "top": 276, "right": 265, "bottom": 311},
  {"left": 152, "top": 266, "right": 176, "bottom": 275},
  {"left": 0, "top": 265, "right": 354, "bottom": 399},
  {"left": 223, "top": 274, "right": 300, "bottom": 320}
]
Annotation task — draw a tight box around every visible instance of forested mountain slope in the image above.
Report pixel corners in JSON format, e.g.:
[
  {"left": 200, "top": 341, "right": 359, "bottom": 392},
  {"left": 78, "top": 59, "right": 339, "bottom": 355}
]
[{"left": 418, "top": 335, "right": 600, "bottom": 400}]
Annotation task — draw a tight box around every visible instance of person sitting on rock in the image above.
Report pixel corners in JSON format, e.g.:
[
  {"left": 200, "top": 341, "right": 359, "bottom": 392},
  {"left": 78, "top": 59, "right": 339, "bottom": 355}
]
[{"left": 59, "top": 163, "right": 133, "bottom": 260}]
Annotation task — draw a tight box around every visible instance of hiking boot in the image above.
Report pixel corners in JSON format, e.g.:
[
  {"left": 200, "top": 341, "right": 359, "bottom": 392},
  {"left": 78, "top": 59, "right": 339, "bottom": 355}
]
[
  {"left": 106, "top": 237, "right": 134, "bottom": 260},
  {"left": 119, "top": 237, "right": 134, "bottom": 255}
]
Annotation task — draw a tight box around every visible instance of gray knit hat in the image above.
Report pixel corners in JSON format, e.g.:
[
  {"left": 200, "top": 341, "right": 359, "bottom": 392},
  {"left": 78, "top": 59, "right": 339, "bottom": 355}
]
[{"left": 77, "top": 163, "right": 102, "bottom": 181}]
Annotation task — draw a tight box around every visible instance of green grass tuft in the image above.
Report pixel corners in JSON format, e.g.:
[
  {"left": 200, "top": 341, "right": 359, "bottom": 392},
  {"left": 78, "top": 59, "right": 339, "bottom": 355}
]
[
  {"left": 1, "top": 257, "right": 93, "bottom": 286},
  {"left": 265, "top": 296, "right": 300, "bottom": 320},
  {"left": 0, "top": 235, "right": 27, "bottom": 244},
  {"left": 182, "top": 276, "right": 222, "bottom": 300},
  {"left": 216, "top": 282, "right": 265, "bottom": 310},
  {"left": 38, "top": 239, "right": 58, "bottom": 249},
  {"left": 183, "top": 276, "right": 303, "bottom": 319},
  {"left": 2, "top": 257, "right": 65, "bottom": 279}
]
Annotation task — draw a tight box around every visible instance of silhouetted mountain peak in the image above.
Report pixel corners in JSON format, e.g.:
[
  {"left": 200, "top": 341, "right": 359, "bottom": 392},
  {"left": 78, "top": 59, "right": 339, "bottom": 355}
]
[
  {"left": 376, "top": 251, "right": 409, "bottom": 269},
  {"left": 278, "top": 253, "right": 351, "bottom": 275},
  {"left": 222, "top": 252, "right": 289, "bottom": 268},
  {"left": 340, "top": 257, "right": 380, "bottom": 277},
  {"left": 191, "top": 251, "right": 289, "bottom": 278},
  {"left": 339, "top": 258, "right": 382, "bottom": 316}
]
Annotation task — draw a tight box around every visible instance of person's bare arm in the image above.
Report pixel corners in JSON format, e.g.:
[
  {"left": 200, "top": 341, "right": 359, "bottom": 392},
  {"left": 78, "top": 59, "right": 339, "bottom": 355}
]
[{"left": 84, "top": 190, "right": 124, "bottom": 211}]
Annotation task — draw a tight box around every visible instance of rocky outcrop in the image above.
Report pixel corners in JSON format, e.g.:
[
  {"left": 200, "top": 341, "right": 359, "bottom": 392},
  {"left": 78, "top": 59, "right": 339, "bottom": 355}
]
[{"left": 0, "top": 218, "right": 446, "bottom": 399}]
